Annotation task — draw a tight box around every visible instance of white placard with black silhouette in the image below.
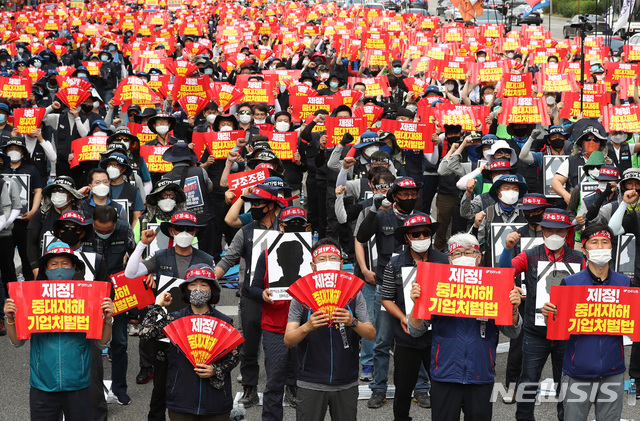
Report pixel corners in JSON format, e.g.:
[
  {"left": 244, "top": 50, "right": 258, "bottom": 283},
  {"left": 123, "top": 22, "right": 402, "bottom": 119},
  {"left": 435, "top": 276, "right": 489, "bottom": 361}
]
[
  {"left": 265, "top": 231, "right": 313, "bottom": 300},
  {"left": 157, "top": 275, "right": 185, "bottom": 314},
  {"left": 543, "top": 155, "right": 568, "bottom": 198},
  {"left": 5, "top": 173, "right": 30, "bottom": 214},
  {"left": 615, "top": 234, "right": 635, "bottom": 279},
  {"left": 42, "top": 232, "right": 56, "bottom": 256},
  {"left": 113, "top": 199, "right": 130, "bottom": 223},
  {"left": 77, "top": 251, "right": 97, "bottom": 281},
  {"left": 490, "top": 223, "right": 526, "bottom": 268},
  {"left": 535, "top": 261, "right": 581, "bottom": 326}
]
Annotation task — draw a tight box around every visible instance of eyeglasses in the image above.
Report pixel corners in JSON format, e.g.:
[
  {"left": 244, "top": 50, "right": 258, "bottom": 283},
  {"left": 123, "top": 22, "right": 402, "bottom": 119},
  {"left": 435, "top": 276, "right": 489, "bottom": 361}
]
[
  {"left": 92, "top": 179, "right": 109, "bottom": 185},
  {"left": 250, "top": 201, "right": 268, "bottom": 208},
  {"left": 60, "top": 224, "right": 82, "bottom": 233},
  {"left": 451, "top": 250, "right": 480, "bottom": 258},
  {"left": 173, "top": 226, "right": 196, "bottom": 233},
  {"left": 161, "top": 193, "right": 177, "bottom": 200},
  {"left": 583, "top": 137, "right": 598, "bottom": 142},
  {"left": 51, "top": 187, "right": 67, "bottom": 194},
  {"left": 396, "top": 191, "right": 417, "bottom": 200},
  {"left": 315, "top": 255, "right": 341, "bottom": 263},
  {"left": 408, "top": 230, "right": 431, "bottom": 239}
]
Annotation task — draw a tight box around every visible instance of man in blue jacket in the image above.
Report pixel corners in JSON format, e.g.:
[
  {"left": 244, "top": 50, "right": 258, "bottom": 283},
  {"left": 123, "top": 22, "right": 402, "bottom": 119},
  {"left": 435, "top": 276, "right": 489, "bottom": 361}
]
[{"left": 542, "top": 224, "right": 628, "bottom": 421}]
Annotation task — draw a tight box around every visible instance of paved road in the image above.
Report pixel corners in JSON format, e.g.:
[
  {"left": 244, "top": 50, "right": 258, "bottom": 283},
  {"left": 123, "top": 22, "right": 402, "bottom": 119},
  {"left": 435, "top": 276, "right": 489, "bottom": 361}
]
[{"left": 1, "top": 284, "right": 637, "bottom": 420}]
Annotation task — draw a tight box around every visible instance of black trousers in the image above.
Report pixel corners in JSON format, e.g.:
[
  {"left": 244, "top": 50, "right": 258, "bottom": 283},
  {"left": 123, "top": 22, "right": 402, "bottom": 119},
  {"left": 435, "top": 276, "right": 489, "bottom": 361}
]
[
  {"left": 307, "top": 176, "right": 326, "bottom": 238},
  {"left": 239, "top": 296, "right": 262, "bottom": 387},
  {"left": 13, "top": 219, "right": 33, "bottom": 280},
  {"left": 90, "top": 341, "right": 108, "bottom": 421},
  {"left": 420, "top": 174, "right": 439, "bottom": 214},
  {"left": 630, "top": 342, "right": 640, "bottom": 380},
  {"left": 148, "top": 341, "right": 170, "bottom": 421},
  {"left": 30, "top": 386, "right": 91, "bottom": 421},
  {"left": 430, "top": 380, "right": 494, "bottom": 421},
  {"left": 0, "top": 232, "right": 16, "bottom": 318},
  {"left": 505, "top": 307, "right": 525, "bottom": 388},
  {"left": 393, "top": 345, "right": 431, "bottom": 421}
]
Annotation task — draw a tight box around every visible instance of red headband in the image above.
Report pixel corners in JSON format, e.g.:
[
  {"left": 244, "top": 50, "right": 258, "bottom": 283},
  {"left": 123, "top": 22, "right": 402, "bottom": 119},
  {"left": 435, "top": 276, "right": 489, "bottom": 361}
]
[
  {"left": 448, "top": 242, "right": 480, "bottom": 254},
  {"left": 312, "top": 245, "right": 341, "bottom": 260},
  {"left": 582, "top": 230, "right": 612, "bottom": 243}
]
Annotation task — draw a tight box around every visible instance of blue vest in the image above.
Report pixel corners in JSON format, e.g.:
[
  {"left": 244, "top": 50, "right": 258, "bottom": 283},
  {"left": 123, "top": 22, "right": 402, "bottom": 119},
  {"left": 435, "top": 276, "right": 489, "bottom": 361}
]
[
  {"left": 30, "top": 333, "right": 92, "bottom": 392},
  {"left": 375, "top": 208, "right": 405, "bottom": 285},
  {"left": 562, "top": 268, "right": 629, "bottom": 379},
  {"left": 154, "top": 248, "right": 214, "bottom": 279},
  {"left": 93, "top": 219, "right": 132, "bottom": 275}
]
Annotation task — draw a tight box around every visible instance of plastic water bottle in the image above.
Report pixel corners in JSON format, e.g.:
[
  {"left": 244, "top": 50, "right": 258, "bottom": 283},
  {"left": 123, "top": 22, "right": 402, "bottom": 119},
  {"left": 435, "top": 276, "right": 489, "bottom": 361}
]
[
  {"left": 535, "top": 385, "right": 541, "bottom": 405},
  {"left": 312, "top": 231, "right": 319, "bottom": 244},
  {"left": 629, "top": 378, "right": 637, "bottom": 406},
  {"left": 231, "top": 403, "right": 246, "bottom": 420}
]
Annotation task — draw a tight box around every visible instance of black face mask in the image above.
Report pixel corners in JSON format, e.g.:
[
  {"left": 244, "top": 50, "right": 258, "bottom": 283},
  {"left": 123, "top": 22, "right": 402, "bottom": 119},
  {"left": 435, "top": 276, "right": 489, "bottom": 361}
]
[
  {"left": 512, "top": 127, "right": 529, "bottom": 138},
  {"left": 250, "top": 205, "right": 267, "bottom": 221},
  {"left": 58, "top": 230, "right": 82, "bottom": 247},
  {"left": 81, "top": 103, "right": 93, "bottom": 113},
  {"left": 525, "top": 212, "right": 543, "bottom": 226},
  {"left": 396, "top": 198, "right": 417, "bottom": 214},
  {"left": 550, "top": 138, "right": 565, "bottom": 150},
  {"left": 447, "top": 135, "right": 461, "bottom": 144}
]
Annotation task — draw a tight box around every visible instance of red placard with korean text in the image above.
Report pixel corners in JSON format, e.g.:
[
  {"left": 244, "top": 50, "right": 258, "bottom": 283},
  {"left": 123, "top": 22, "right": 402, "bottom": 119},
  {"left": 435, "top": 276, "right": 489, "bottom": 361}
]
[
  {"left": 496, "top": 73, "right": 532, "bottom": 98},
  {"left": 604, "top": 62, "right": 640, "bottom": 85},
  {"left": 0, "top": 76, "right": 31, "bottom": 99},
  {"left": 234, "top": 79, "right": 274, "bottom": 105},
  {"left": 70, "top": 136, "right": 108, "bottom": 168},
  {"left": 8, "top": 280, "right": 111, "bottom": 340},
  {"left": 57, "top": 87, "right": 91, "bottom": 109},
  {"left": 227, "top": 168, "right": 269, "bottom": 203},
  {"left": 128, "top": 122, "right": 159, "bottom": 146},
  {"left": 13, "top": 107, "right": 46, "bottom": 135},
  {"left": 114, "top": 77, "right": 162, "bottom": 106},
  {"left": 602, "top": 105, "right": 640, "bottom": 133},
  {"left": 140, "top": 144, "right": 173, "bottom": 173},
  {"left": 178, "top": 95, "right": 208, "bottom": 118},
  {"left": 546, "top": 285, "right": 640, "bottom": 341},
  {"left": 110, "top": 271, "right": 155, "bottom": 316},
  {"left": 324, "top": 117, "right": 367, "bottom": 148},
  {"left": 623, "top": 44, "right": 640, "bottom": 62},
  {"left": 468, "top": 61, "right": 506, "bottom": 83},
  {"left": 412, "top": 262, "right": 515, "bottom": 325},
  {"left": 498, "top": 97, "right": 551, "bottom": 126},
  {"left": 211, "top": 83, "right": 245, "bottom": 111},
  {"left": 348, "top": 76, "right": 390, "bottom": 97},
  {"left": 260, "top": 130, "right": 298, "bottom": 160},
  {"left": 193, "top": 130, "right": 246, "bottom": 159},
  {"left": 353, "top": 104, "right": 384, "bottom": 128},
  {"left": 379, "top": 119, "right": 435, "bottom": 152},
  {"left": 558, "top": 92, "right": 607, "bottom": 120},
  {"left": 171, "top": 75, "right": 213, "bottom": 101},
  {"left": 289, "top": 95, "right": 333, "bottom": 123},
  {"left": 535, "top": 72, "right": 578, "bottom": 93}
]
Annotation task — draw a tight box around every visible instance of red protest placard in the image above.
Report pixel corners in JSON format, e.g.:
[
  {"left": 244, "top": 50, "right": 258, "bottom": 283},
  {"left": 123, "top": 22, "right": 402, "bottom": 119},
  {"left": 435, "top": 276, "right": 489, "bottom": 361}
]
[
  {"left": 70, "top": 136, "right": 108, "bottom": 168},
  {"left": 260, "top": 130, "right": 298, "bottom": 160},
  {"left": 20, "top": 66, "right": 46, "bottom": 83},
  {"left": 234, "top": 78, "right": 274, "bottom": 105},
  {"left": 166, "top": 59, "right": 199, "bottom": 77},
  {"left": 547, "top": 285, "right": 640, "bottom": 341},
  {"left": 262, "top": 69, "right": 302, "bottom": 86},
  {"left": 178, "top": 95, "right": 208, "bottom": 118},
  {"left": 128, "top": 122, "right": 158, "bottom": 146},
  {"left": 559, "top": 92, "right": 607, "bottom": 120},
  {"left": 496, "top": 72, "right": 532, "bottom": 98},
  {"left": 57, "top": 76, "right": 92, "bottom": 91},
  {"left": 193, "top": 130, "right": 246, "bottom": 159},
  {"left": 114, "top": 76, "right": 162, "bottom": 106},
  {"left": 498, "top": 97, "right": 551, "bottom": 126},
  {"left": 110, "top": 271, "right": 155, "bottom": 316},
  {"left": 8, "top": 280, "right": 111, "bottom": 340},
  {"left": 603, "top": 105, "right": 640, "bottom": 133},
  {"left": 211, "top": 82, "right": 245, "bottom": 111},
  {"left": 324, "top": 117, "right": 367, "bottom": 148},
  {"left": 82, "top": 61, "right": 103, "bottom": 76},
  {"left": 353, "top": 104, "right": 384, "bottom": 128},
  {"left": 227, "top": 168, "right": 269, "bottom": 203},
  {"left": 171, "top": 75, "right": 213, "bottom": 101},
  {"left": 0, "top": 76, "right": 31, "bottom": 99},
  {"left": 435, "top": 104, "right": 480, "bottom": 132},
  {"left": 348, "top": 76, "right": 390, "bottom": 97},
  {"left": 330, "top": 89, "right": 364, "bottom": 110},
  {"left": 13, "top": 107, "right": 46, "bottom": 135},
  {"left": 289, "top": 95, "right": 333, "bottom": 123},
  {"left": 412, "top": 262, "right": 515, "bottom": 325},
  {"left": 140, "top": 144, "right": 173, "bottom": 173},
  {"left": 286, "top": 270, "right": 365, "bottom": 322},
  {"left": 623, "top": 44, "right": 640, "bottom": 62},
  {"left": 56, "top": 66, "right": 76, "bottom": 77},
  {"left": 56, "top": 87, "right": 91, "bottom": 110},
  {"left": 468, "top": 61, "right": 506, "bottom": 84},
  {"left": 402, "top": 77, "right": 429, "bottom": 96},
  {"left": 287, "top": 83, "right": 318, "bottom": 97},
  {"left": 535, "top": 72, "right": 578, "bottom": 93},
  {"left": 379, "top": 119, "right": 435, "bottom": 152},
  {"left": 434, "top": 57, "right": 468, "bottom": 81},
  {"left": 163, "top": 315, "right": 245, "bottom": 366},
  {"left": 604, "top": 62, "right": 640, "bottom": 84}
]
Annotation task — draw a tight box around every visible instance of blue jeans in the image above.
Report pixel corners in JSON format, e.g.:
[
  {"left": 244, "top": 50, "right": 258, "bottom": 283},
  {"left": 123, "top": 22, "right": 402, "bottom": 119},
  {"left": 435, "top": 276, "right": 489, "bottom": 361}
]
[
  {"left": 111, "top": 313, "right": 128, "bottom": 396},
  {"left": 360, "top": 283, "right": 376, "bottom": 367},
  {"left": 515, "top": 332, "right": 566, "bottom": 421},
  {"left": 370, "top": 285, "right": 430, "bottom": 393}
]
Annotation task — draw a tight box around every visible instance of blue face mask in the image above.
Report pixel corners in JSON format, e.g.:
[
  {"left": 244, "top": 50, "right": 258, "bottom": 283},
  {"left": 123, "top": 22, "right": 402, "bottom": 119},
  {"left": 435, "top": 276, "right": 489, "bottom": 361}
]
[
  {"left": 45, "top": 267, "right": 76, "bottom": 280},
  {"left": 101, "top": 56, "right": 109, "bottom": 62},
  {"left": 0, "top": 114, "right": 6, "bottom": 124},
  {"left": 393, "top": 67, "right": 402, "bottom": 75},
  {"left": 108, "top": 46, "right": 116, "bottom": 52},
  {"left": 514, "top": 136, "right": 528, "bottom": 147},
  {"left": 329, "top": 81, "right": 339, "bottom": 89},
  {"left": 96, "top": 231, "right": 113, "bottom": 240},
  {"left": 380, "top": 144, "right": 392, "bottom": 155}
]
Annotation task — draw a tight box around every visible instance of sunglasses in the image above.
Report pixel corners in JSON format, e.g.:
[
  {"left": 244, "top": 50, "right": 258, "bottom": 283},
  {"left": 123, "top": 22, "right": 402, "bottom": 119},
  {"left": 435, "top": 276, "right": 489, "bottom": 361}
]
[
  {"left": 173, "top": 226, "right": 196, "bottom": 233},
  {"left": 408, "top": 230, "right": 431, "bottom": 239},
  {"left": 60, "top": 224, "right": 82, "bottom": 233},
  {"left": 238, "top": 110, "right": 252, "bottom": 115}
]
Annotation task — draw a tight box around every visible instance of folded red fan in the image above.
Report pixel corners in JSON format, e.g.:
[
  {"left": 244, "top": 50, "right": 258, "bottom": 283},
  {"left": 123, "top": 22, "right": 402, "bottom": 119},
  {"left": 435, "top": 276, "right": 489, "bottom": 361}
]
[{"left": 163, "top": 315, "right": 245, "bottom": 367}]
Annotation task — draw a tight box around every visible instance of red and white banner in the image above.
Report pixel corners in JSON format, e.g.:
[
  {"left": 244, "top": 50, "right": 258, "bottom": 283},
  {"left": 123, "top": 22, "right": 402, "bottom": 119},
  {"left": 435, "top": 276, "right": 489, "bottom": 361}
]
[{"left": 379, "top": 119, "right": 435, "bottom": 152}]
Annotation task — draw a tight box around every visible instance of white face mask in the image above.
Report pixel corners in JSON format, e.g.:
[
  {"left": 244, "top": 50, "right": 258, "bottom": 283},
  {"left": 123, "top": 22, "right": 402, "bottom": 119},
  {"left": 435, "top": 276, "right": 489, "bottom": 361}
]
[
  {"left": 453, "top": 256, "right": 477, "bottom": 267},
  {"left": 50, "top": 191, "right": 69, "bottom": 208},
  {"left": 93, "top": 131, "right": 107, "bottom": 137},
  {"left": 155, "top": 125, "right": 169, "bottom": 136},
  {"left": 483, "top": 150, "right": 492, "bottom": 161},
  {"left": 365, "top": 145, "right": 379, "bottom": 156},
  {"left": 507, "top": 52, "right": 514, "bottom": 59},
  {"left": 447, "top": 84, "right": 455, "bottom": 92},
  {"left": 275, "top": 121, "right": 290, "bottom": 132},
  {"left": 206, "top": 114, "right": 216, "bottom": 124},
  {"left": 588, "top": 169, "right": 600, "bottom": 180},
  {"left": 499, "top": 190, "right": 519, "bottom": 205},
  {"left": 219, "top": 125, "right": 233, "bottom": 131},
  {"left": 238, "top": 114, "right": 251, "bottom": 124},
  {"left": 254, "top": 119, "right": 265, "bottom": 125},
  {"left": 411, "top": 238, "right": 431, "bottom": 253},
  {"left": 320, "top": 72, "right": 329, "bottom": 80},
  {"left": 588, "top": 248, "right": 612, "bottom": 267},
  {"left": 304, "top": 81, "right": 313, "bottom": 87},
  {"left": 174, "top": 231, "right": 194, "bottom": 248},
  {"left": 92, "top": 183, "right": 109, "bottom": 197},
  {"left": 7, "top": 150, "right": 22, "bottom": 162},
  {"left": 611, "top": 134, "right": 627, "bottom": 144},
  {"left": 546, "top": 96, "right": 556, "bottom": 106},
  {"left": 107, "top": 166, "right": 121, "bottom": 180},
  {"left": 484, "top": 94, "right": 494, "bottom": 104},
  {"left": 477, "top": 56, "right": 486, "bottom": 63},
  {"left": 315, "top": 260, "right": 341, "bottom": 271},
  {"left": 544, "top": 234, "right": 565, "bottom": 251},
  {"left": 157, "top": 198, "right": 176, "bottom": 212},
  {"left": 302, "top": 59, "right": 310, "bottom": 66}
]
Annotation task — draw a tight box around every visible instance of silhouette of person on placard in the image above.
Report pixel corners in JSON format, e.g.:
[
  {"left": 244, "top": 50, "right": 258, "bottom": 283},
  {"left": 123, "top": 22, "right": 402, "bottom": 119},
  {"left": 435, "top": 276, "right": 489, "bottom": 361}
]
[{"left": 269, "top": 240, "right": 304, "bottom": 288}]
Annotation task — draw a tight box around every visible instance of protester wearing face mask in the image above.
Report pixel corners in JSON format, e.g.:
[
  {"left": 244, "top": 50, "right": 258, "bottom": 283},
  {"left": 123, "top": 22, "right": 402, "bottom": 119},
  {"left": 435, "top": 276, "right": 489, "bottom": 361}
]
[
  {"left": 317, "top": 74, "right": 343, "bottom": 96},
  {"left": 3, "top": 242, "right": 114, "bottom": 421},
  {"left": 284, "top": 238, "right": 375, "bottom": 421},
  {"left": 98, "top": 152, "right": 144, "bottom": 228},
  {"left": 606, "top": 130, "right": 640, "bottom": 174},
  {"left": 248, "top": 207, "right": 310, "bottom": 419},
  {"left": 140, "top": 263, "right": 239, "bottom": 421},
  {"left": 106, "top": 126, "right": 152, "bottom": 196},
  {"left": 356, "top": 177, "right": 433, "bottom": 409},
  {"left": 0, "top": 102, "right": 13, "bottom": 145},
  {"left": 569, "top": 164, "right": 620, "bottom": 231},
  {"left": 552, "top": 120, "right": 609, "bottom": 205},
  {"left": 501, "top": 208, "right": 584, "bottom": 421},
  {"left": 146, "top": 113, "right": 178, "bottom": 147},
  {"left": 26, "top": 175, "right": 84, "bottom": 278},
  {"left": 236, "top": 103, "right": 256, "bottom": 132},
  {"left": 377, "top": 213, "right": 447, "bottom": 416},
  {"left": 541, "top": 224, "right": 628, "bottom": 421},
  {"left": 459, "top": 158, "right": 517, "bottom": 219},
  {"left": 519, "top": 126, "right": 572, "bottom": 193},
  {"left": 408, "top": 233, "right": 521, "bottom": 420},
  {"left": 82, "top": 168, "right": 124, "bottom": 220}
]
